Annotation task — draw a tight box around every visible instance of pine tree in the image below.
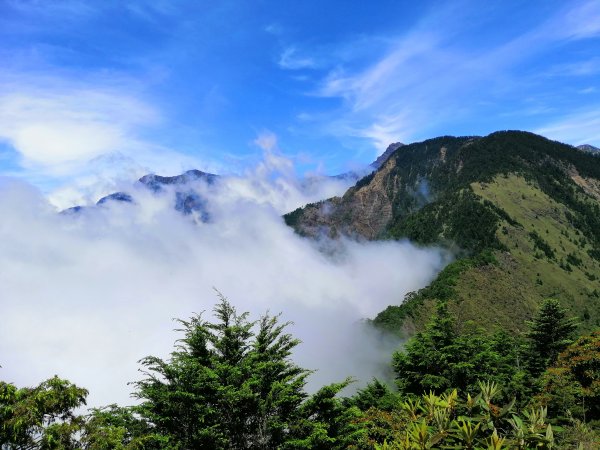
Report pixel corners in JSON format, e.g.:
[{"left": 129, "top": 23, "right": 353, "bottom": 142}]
[
  {"left": 133, "top": 293, "right": 310, "bottom": 449},
  {"left": 526, "top": 298, "right": 578, "bottom": 376},
  {"left": 393, "top": 301, "right": 457, "bottom": 394},
  {"left": 393, "top": 302, "right": 526, "bottom": 396}
]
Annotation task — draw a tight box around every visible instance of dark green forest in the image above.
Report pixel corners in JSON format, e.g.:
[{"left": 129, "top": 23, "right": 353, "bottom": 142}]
[{"left": 2, "top": 294, "right": 598, "bottom": 449}]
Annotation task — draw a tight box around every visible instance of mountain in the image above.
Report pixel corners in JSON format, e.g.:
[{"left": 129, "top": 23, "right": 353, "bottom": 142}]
[
  {"left": 63, "top": 169, "right": 217, "bottom": 219},
  {"left": 577, "top": 144, "right": 600, "bottom": 154},
  {"left": 370, "top": 142, "right": 404, "bottom": 169},
  {"left": 138, "top": 169, "right": 218, "bottom": 192},
  {"left": 327, "top": 142, "right": 405, "bottom": 182},
  {"left": 284, "top": 131, "right": 600, "bottom": 336},
  {"left": 96, "top": 192, "right": 134, "bottom": 205}
]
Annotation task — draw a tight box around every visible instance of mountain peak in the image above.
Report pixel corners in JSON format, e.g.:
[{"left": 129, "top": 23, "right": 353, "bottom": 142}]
[
  {"left": 370, "top": 142, "right": 404, "bottom": 169},
  {"left": 577, "top": 144, "right": 600, "bottom": 154},
  {"left": 138, "top": 169, "right": 218, "bottom": 192}
]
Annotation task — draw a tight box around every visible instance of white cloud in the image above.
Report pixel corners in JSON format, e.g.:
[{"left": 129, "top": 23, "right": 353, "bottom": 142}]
[
  {"left": 265, "top": 23, "right": 283, "bottom": 36},
  {"left": 278, "top": 47, "right": 316, "bottom": 70},
  {"left": 312, "top": 0, "right": 600, "bottom": 151},
  {"left": 253, "top": 130, "right": 279, "bottom": 152},
  {"left": 535, "top": 108, "right": 600, "bottom": 146},
  {"left": 0, "top": 154, "right": 446, "bottom": 408},
  {"left": 560, "top": 0, "right": 600, "bottom": 40},
  {"left": 547, "top": 57, "right": 600, "bottom": 77},
  {"left": 354, "top": 113, "right": 415, "bottom": 152},
  {"left": 0, "top": 87, "right": 159, "bottom": 172},
  {"left": 0, "top": 73, "right": 218, "bottom": 207}
]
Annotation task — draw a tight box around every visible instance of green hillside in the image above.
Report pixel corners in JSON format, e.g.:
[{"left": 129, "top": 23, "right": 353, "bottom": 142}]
[{"left": 285, "top": 131, "right": 600, "bottom": 336}]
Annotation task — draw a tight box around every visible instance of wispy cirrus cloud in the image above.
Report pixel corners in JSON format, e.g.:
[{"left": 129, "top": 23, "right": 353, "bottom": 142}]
[
  {"left": 278, "top": 47, "right": 316, "bottom": 70},
  {"left": 306, "top": 0, "right": 600, "bottom": 151},
  {"left": 559, "top": 0, "right": 600, "bottom": 40},
  {"left": 535, "top": 108, "right": 600, "bottom": 146},
  {"left": 546, "top": 57, "right": 600, "bottom": 77}
]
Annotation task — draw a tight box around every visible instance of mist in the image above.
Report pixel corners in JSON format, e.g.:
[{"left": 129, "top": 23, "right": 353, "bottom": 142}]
[{"left": 0, "top": 157, "right": 447, "bottom": 407}]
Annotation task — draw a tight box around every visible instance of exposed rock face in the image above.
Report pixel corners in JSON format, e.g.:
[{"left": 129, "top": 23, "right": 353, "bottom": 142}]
[
  {"left": 344, "top": 157, "right": 397, "bottom": 238},
  {"left": 285, "top": 135, "right": 470, "bottom": 239},
  {"left": 285, "top": 156, "right": 400, "bottom": 239},
  {"left": 569, "top": 166, "right": 600, "bottom": 201},
  {"left": 371, "top": 142, "right": 404, "bottom": 169}
]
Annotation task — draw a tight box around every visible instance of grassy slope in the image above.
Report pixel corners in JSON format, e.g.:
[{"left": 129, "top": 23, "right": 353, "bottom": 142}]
[
  {"left": 470, "top": 175, "right": 600, "bottom": 330},
  {"left": 376, "top": 174, "right": 600, "bottom": 336}
]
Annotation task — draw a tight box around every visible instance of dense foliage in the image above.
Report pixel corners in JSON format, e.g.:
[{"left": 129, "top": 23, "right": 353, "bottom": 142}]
[
  {"left": 357, "top": 299, "right": 599, "bottom": 449},
  {"left": 0, "top": 376, "right": 87, "bottom": 448}
]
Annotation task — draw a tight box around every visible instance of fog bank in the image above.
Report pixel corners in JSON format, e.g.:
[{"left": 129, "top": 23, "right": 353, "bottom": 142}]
[{"left": 0, "top": 160, "right": 447, "bottom": 406}]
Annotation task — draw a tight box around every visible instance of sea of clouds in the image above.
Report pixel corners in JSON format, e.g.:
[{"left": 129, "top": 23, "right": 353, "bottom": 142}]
[{"left": 0, "top": 153, "right": 447, "bottom": 407}]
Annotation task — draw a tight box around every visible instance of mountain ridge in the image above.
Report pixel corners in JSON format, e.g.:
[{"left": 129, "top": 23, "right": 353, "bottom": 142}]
[{"left": 284, "top": 130, "right": 600, "bottom": 336}]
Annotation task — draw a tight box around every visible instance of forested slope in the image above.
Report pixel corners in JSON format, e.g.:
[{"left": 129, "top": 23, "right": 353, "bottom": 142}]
[{"left": 284, "top": 131, "right": 600, "bottom": 335}]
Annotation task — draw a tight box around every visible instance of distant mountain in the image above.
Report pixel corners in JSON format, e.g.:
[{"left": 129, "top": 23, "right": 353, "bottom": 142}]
[
  {"left": 96, "top": 192, "right": 134, "bottom": 205},
  {"left": 285, "top": 131, "right": 600, "bottom": 336},
  {"left": 577, "top": 144, "right": 600, "bottom": 154},
  {"left": 138, "top": 169, "right": 218, "bottom": 192},
  {"left": 63, "top": 169, "right": 218, "bottom": 220}
]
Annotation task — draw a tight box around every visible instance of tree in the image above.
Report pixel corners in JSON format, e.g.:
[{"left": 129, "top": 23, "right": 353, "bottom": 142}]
[
  {"left": 81, "top": 405, "right": 166, "bottom": 449},
  {"left": 131, "top": 292, "right": 359, "bottom": 449},
  {"left": 537, "top": 330, "right": 600, "bottom": 422},
  {"left": 393, "top": 301, "right": 457, "bottom": 394},
  {"left": 348, "top": 379, "right": 400, "bottom": 412},
  {"left": 526, "top": 299, "right": 578, "bottom": 376},
  {"left": 284, "top": 378, "right": 365, "bottom": 449},
  {"left": 392, "top": 302, "right": 524, "bottom": 396},
  {"left": 0, "top": 376, "right": 87, "bottom": 449}
]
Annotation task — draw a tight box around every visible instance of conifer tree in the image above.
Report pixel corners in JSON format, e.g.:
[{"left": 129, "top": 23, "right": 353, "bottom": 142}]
[
  {"left": 130, "top": 293, "right": 362, "bottom": 449},
  {"left": 526, "top": 298, "right": 578, "bottom": 376},
  {"left": 133, "top": 293, "right": 310, "bottom": 449}
]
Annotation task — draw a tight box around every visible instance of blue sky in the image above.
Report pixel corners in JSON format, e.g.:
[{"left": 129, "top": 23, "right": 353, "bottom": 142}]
[{"left": 1, "top": 0, "right": 599, "bottom": 195}]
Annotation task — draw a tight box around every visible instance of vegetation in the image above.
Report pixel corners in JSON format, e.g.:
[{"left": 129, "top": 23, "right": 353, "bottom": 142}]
[
  {"left": 1, "top": 295, "right": 364, "bottom": 449},
  {"left": 4, "top": 131, "right": 600, "bottom": 448},
  {"left": 360, "top": 299, "right": 599, "bottom": 449},
  {"left": 1, "top": 296, "right": 598, "bottom": 449},
  {"left": 525, "top": 299, "right": 578, "bottom": 376},
  {"left": 0, "top": 376, "right": 87, "bottom": 449}
]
